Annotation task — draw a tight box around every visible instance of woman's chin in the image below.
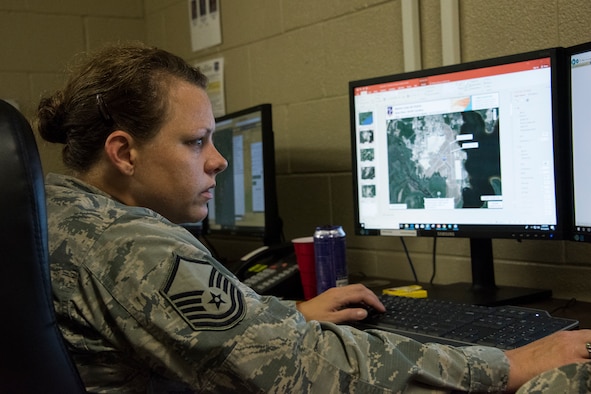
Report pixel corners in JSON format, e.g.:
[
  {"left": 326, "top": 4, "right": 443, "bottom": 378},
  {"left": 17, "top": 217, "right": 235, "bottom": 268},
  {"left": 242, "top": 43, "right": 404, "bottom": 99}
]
[{"left": 188, "top": 207, "right": 208, "bottom": 224}]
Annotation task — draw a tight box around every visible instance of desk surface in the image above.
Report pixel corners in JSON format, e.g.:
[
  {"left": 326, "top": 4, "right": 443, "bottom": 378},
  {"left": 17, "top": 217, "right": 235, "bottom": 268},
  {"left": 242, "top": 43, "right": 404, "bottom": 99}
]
[{"left": 352, "top": 275, "right": 591, "bottom": 329}]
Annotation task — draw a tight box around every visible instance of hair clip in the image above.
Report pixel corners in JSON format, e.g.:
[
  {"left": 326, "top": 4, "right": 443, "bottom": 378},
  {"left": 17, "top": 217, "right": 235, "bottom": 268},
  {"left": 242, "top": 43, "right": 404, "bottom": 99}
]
[{"left": 96, "top": 93, "right": 114, "bottom": 127}]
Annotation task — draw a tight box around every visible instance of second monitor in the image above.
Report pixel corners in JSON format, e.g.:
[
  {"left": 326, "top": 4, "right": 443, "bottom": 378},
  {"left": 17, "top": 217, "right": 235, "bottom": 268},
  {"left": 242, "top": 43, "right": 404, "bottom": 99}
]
[
  {"left": 206, "top": 104, "right": 283, "bottom": 246},
  {"left": 568, "top": 41, "right": 591, "bottom": 243}
]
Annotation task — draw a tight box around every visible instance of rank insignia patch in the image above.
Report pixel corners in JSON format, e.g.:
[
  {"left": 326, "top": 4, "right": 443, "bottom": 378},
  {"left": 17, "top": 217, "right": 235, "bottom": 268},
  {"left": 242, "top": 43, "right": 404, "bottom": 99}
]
[{"left": 161, "top": 256, "right": 246, "bottom": 330}]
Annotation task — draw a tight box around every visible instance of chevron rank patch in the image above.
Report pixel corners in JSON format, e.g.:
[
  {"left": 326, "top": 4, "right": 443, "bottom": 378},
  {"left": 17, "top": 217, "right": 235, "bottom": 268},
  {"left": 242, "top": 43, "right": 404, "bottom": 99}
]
[{"left": 161, "top": 255, "right": 246, "bottom": 331}]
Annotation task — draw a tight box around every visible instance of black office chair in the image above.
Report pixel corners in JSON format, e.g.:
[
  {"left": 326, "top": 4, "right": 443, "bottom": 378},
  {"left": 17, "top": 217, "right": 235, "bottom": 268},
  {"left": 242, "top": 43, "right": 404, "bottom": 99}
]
[{"left": 0, "top": 99, "right": 86, "bottom": 393}]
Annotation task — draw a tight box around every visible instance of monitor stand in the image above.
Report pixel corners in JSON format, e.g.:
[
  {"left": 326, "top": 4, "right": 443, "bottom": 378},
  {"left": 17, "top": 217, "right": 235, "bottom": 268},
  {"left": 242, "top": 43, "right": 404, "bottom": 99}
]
[{"left": 424, "top": 238, "right": 552, "bottom": 306}]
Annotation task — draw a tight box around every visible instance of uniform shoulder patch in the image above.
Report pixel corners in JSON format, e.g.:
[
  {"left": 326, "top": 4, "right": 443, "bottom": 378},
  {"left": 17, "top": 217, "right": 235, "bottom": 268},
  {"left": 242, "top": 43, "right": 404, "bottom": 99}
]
[{"left": 161, "top": 255, "right": 246, "bottom": 331}]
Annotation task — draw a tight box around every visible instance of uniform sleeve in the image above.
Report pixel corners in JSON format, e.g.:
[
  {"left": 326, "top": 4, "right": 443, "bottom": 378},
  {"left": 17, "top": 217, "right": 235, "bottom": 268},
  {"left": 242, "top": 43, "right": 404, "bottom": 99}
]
[
  {"left": 516, "top": 362, "right": 591, "bottom": 393},
  {"left": 213, "top": 297, "right": 510, "bottom": 392},
  {"left": 66, "top": 215, "right": 510, "bottom": 393}
]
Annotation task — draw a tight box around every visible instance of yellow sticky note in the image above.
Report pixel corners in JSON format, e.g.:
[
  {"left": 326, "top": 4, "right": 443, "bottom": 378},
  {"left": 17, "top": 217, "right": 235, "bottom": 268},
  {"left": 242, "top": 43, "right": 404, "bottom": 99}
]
[{"left": 382, "top": 284, "right": 428, "bottom": 298}]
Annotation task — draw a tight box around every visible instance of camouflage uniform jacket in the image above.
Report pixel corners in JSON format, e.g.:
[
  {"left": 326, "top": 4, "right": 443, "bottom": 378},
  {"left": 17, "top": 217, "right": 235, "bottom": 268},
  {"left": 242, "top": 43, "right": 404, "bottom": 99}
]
[{"left": 46, "top": 173, "right": 510, "bottom": 393}]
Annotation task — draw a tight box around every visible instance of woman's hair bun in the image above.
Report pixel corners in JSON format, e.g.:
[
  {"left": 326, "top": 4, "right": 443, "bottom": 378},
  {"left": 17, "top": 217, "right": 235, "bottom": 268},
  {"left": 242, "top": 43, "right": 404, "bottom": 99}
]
[{"left": 36, "top": 92, "right": 68, "bottom": 144}]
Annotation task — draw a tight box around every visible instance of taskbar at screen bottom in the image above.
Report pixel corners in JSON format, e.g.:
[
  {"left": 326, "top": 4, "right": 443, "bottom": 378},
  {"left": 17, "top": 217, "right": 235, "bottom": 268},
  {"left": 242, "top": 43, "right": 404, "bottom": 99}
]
[{"left": 356, "top": 223, "right": 561, "bottom": 240}]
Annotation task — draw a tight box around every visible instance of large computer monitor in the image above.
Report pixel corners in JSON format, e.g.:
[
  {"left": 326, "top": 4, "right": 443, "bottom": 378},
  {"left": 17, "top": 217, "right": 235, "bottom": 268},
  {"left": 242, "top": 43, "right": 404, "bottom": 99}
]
[
  {"left": 206, "top": 104, "right": 283, "bottom": 246},
  {"left": 349, "top": 48, "right": 569, "bottom": 305},
  {"left": 567, "top": 42, "right": 591, "bottom": 243}
]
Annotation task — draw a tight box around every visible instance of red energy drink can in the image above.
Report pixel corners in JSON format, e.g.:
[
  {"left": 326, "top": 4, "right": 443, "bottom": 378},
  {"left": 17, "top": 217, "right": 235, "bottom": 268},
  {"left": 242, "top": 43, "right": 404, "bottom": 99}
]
[{"left": 313, "top": 225, "right": 348, "bottom": 294}]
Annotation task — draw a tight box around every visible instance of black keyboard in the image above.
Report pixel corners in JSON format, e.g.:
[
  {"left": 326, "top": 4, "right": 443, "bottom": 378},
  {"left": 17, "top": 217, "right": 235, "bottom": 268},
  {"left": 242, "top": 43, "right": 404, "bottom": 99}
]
[{"left": 353, "top": 295, "right": 579, "bottom": 349}]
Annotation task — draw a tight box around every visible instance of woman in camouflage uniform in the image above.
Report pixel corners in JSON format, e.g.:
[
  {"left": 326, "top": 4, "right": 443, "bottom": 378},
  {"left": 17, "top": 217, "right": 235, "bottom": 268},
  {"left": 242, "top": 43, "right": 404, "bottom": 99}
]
[{"left": 36, "top": 42, "right": 591, "bottom": 393}]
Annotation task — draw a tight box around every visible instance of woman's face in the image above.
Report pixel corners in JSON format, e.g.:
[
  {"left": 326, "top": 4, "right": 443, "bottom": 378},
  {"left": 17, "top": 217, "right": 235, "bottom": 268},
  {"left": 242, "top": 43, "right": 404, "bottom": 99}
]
[{"left": 129, "top": 79, "right": 227, "bottom": 224}]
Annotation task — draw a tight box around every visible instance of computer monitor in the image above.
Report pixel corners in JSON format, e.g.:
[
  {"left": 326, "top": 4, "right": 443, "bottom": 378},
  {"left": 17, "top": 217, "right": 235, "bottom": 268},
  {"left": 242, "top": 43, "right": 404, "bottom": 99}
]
[
  {"left": 349, "top": 48, "right": 568, "bottom": 306},
  {"left": 567, "top": 42, "right": 591, "bottom": 243},
  {"left": 205, "top": 104, "right": 283, "bottom": 246}
]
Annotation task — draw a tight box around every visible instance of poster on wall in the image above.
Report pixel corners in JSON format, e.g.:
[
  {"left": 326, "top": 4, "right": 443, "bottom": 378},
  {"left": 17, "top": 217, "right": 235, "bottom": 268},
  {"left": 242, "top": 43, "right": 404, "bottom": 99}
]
[
  {"left": 195, "top": 58, "right": 225, "bottom": 117},
  {"left": 189, "top": 0, "right": 222, "bottom": 52}
]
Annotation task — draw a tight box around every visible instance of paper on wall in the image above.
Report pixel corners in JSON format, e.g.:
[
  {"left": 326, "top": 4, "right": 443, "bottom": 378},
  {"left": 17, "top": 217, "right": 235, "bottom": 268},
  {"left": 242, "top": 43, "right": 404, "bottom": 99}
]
[
  {"left": 195, "top": 58, "right": 225, "bottom": 117},
  {"left": 189, "top": 0, "right": 222, "bottom": 52}
]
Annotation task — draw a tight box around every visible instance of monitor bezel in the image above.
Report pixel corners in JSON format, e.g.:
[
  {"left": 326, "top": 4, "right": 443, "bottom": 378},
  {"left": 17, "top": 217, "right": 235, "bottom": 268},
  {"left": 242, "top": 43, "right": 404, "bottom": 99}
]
[{"left": 349, "top": 47, "right": 569, "bottom": 242}]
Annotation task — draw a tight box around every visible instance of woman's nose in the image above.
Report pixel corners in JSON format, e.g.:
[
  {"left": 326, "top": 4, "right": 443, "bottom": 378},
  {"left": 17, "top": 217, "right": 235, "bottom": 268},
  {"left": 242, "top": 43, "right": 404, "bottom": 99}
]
[{"left": 209, "top": 147, "right": 228, "bottom": 174}]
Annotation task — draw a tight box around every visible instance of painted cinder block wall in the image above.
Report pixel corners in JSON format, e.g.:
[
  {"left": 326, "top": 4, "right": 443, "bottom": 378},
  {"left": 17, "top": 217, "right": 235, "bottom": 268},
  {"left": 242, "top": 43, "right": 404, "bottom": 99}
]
[{"left": 1, "top": 0, "right": 590, "bottom": 301}]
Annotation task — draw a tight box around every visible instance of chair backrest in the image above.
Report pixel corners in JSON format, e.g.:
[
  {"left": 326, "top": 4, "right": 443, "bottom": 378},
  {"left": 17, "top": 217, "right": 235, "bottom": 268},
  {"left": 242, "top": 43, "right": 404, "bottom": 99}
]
[{"left": 0, "top": 99, "right": 86, "bottom": 393}]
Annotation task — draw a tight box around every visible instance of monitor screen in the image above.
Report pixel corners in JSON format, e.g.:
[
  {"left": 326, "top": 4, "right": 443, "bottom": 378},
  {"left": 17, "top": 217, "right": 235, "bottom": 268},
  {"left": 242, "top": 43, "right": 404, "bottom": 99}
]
[
  {"left": 349, "top": 48, "right": 567, "bottom": 305},
  {"left": 206, "top": 104, "right": 282, "bottom": 246},
  {"left": 568, "top": 42, "right": 591, "bottom": 242}
]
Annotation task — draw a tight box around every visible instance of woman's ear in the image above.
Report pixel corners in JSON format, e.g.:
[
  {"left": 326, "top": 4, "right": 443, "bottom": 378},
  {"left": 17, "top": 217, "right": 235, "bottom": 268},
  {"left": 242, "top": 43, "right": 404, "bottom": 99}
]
[{"left": 104, "top": 131, "right": 136, "bottom": 176}]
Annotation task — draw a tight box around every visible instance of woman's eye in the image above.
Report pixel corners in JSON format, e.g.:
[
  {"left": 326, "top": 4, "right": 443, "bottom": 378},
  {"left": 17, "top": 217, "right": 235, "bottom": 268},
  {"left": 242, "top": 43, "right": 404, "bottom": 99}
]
[{"left": 188, "top": 138, "right": 204, "bottom": 147}]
